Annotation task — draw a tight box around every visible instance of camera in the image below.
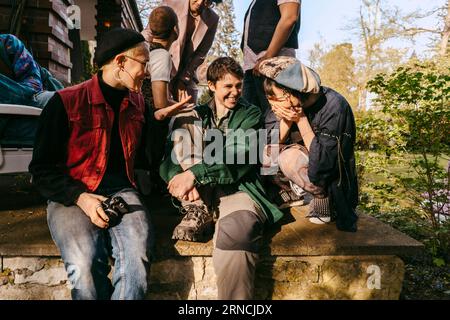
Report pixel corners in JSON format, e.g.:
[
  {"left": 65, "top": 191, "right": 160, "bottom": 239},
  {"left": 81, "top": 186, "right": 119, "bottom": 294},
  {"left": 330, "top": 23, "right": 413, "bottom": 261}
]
[{"left": 101, "top": 196, "right": 129, "bottom": 228}]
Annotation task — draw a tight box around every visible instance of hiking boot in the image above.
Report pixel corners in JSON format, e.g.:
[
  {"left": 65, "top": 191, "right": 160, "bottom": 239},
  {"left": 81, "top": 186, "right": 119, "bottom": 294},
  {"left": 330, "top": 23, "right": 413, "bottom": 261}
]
[
  {"left": 274, "top": 187, "right": 304, "bottom": 209},
  {"left": 172, "top": 204, "right": 214, "bottom": 242},
  {"left": 307, "top": 197, "right": 332, "bottom": 224}
]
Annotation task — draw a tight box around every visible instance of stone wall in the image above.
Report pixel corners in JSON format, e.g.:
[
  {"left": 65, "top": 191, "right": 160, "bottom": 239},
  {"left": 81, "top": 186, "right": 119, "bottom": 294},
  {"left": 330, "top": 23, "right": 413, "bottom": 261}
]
[
  {"left": 0, "top": 255, "right": 404, "bottom": 300},
  {"left": 0, "top": 257, "right": 70, "bottom": 300}
]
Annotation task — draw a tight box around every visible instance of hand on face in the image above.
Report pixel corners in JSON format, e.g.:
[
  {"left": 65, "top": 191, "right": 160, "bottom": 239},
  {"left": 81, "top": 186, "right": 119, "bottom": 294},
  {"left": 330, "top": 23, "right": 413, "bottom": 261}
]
[
  {"left": 268, "top": 96, "right": 302, "bottom": 123},
  {"left": 267, "top": 85, "right": 304, "bottom": 122},
  {"left": 272, "top": 103, "right": 302, "bottom": 122}
]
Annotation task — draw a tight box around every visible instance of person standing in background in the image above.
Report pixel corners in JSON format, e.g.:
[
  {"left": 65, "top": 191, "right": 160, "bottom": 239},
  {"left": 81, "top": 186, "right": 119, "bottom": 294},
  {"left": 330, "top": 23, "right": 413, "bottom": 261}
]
[
  {"left": 164, "top": 0, "right": 222, "bottom": 102},
  {"left": 139, "top": 6, "right": 193, "bottom": 195},
  {"left": 241, "top": 0, "right": 301, "bottom": 113}
]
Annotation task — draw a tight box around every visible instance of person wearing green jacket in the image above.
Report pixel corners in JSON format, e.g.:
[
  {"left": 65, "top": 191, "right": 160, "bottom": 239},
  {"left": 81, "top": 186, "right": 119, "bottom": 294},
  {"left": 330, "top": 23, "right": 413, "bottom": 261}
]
[{"left": 160, "top": 57, "right": 283, "bottom": 300}]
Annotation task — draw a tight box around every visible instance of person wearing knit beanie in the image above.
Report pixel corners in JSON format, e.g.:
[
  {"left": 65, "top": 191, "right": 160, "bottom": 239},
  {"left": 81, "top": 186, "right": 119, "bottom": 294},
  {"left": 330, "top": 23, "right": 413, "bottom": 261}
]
[{"left": 30, "top": 28, "right": 157, "bottom": 300}]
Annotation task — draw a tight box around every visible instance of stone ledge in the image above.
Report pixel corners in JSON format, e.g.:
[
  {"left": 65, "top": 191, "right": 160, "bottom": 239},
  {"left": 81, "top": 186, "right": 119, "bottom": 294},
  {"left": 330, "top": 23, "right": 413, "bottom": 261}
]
[
  {"left": 0, "top": 255, "right": 405, "bottom": 300},
  {"left": 0, "top": 198, "right": 424, "bottom": 258}
]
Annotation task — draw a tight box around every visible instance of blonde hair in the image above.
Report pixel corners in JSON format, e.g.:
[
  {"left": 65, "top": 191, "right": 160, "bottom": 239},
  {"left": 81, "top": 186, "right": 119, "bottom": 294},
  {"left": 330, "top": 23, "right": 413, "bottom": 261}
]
[
  {"left": 101, "top": 41, "right": 149, "bottom": 69},
  {"left": 124, "top": 41, "right": 149, "bottom": 56}
]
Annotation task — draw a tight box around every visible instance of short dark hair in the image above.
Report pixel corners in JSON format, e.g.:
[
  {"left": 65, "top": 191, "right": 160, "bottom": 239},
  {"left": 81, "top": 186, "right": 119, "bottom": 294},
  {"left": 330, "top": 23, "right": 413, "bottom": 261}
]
[
  {"left": 263, "top": 77, "right": 305, "bottom": 101},
  {"left": 149, "top": 6, "right": 178, "bottom": 39},
  {"left": 207, "top": 57, "right": 244, "bottom": 84}
]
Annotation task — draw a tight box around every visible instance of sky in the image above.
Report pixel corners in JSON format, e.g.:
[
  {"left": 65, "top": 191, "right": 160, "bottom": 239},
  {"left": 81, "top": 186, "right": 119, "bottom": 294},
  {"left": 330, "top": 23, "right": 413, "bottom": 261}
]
[{"left": 232, "top": 0, "right": 443, "bottom": 63}]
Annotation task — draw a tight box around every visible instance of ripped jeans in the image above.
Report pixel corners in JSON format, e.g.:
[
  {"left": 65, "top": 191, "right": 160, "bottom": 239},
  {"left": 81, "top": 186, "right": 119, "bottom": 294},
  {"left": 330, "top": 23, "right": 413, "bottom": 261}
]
[{"left": 47, "top": 188, "right": 154, "bottom": 300}]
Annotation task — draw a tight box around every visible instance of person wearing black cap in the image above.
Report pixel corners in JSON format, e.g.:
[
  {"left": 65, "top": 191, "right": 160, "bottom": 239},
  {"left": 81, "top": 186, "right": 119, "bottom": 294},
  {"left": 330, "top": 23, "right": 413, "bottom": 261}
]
[{"left": 29, "top": 28, "right": 155, "bottom": 300}]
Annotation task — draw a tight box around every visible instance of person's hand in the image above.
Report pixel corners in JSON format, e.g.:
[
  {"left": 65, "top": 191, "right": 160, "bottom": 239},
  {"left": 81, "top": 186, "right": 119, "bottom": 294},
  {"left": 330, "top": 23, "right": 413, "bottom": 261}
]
[
  {"left": 76, "top": 192, "right": 109, "bottom": 228},
  {"left": 154, "top": 95, "right": 195, "bottom": 121},
  {"left": 271, "top": 103, "right": 301, "bottom": 122},
  {"left": 253, "top": 56, "right": 269, "bottom": 76},
  {"left": 178, "top": 89, "right": 190, "bottom": 103},
  {"left": 182, "top": 187, "right": 201, "bottom": 202},
  {"left": 168, "top": 170, "right": 196, "bottom": 200},
  {"left": 176, "top": 80, "right": 188, "bottom": 101}
]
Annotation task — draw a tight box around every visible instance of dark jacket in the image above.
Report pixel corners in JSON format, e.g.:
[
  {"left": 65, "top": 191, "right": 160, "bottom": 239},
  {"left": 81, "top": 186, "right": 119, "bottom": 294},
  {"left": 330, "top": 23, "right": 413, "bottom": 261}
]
[
  {"left": 241, "top": 0, "right": 301, "bottom": 53},
  {"left": 266, "top": 87, "right": 359, "bottom": 232}
]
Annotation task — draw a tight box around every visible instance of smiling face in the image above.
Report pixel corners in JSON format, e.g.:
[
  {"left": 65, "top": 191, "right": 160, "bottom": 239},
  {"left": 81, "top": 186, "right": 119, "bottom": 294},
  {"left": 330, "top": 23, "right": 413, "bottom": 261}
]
[
  {"left": 116, "top": 42, "right": 150, "bottom": 93},
  {"left": 208, "top": 73, "right": 242, "bottom": 110}
]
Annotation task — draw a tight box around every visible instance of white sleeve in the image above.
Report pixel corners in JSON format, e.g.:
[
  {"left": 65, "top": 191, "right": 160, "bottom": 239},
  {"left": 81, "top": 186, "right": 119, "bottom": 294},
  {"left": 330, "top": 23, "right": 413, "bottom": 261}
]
[{"left": 149, "top": 49, "right": 172, "bottom": 83}]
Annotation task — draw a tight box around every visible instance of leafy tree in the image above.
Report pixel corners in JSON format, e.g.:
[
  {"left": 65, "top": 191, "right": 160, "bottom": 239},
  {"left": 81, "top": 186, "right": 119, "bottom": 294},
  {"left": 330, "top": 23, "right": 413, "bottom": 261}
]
[
  {"left": 348, "top": 0, "right": 411, "bottom": 110},
  {"left": 440, "top": 1, "right": 450, "bottom": 56},
  {"left": 355, "top": 110, "right": 406, "bottom": 154},
  {"left": 368, "top": 57, "right": 450, "bottom": 261},
  {"left": 307, "top": 39, "right": 326, "bottom": 71},
  {"left": 208, "top": 0, "right": 241, "bottom": 61},
  {"left": 137, "top": 0, "right": 162, "bottom": 25},
  {"left": 385, "top": 1, "right": 450, "bottom": 57},
  {"left": 317, "top": 43, "right": 359, "bottom": 108}
]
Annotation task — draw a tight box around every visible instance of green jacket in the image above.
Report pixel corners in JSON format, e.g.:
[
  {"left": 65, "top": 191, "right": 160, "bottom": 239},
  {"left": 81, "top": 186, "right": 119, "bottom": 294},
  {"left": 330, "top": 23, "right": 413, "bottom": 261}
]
[{"left": 160, "top": 98, "right": 284, "bottom": 224}]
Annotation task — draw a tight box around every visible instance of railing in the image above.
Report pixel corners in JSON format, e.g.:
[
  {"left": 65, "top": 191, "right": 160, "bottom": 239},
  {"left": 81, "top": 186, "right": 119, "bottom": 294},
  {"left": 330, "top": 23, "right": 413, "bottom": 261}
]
[{"left": 0, "top": 104, "right": 42, "bottom": 174}]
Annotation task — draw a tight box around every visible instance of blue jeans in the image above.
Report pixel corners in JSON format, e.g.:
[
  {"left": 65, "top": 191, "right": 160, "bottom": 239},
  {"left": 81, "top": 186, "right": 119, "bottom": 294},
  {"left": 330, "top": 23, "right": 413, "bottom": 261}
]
[
  {"left": 47, "top": 188, "right": 154, "bottom": 300},
  {"left": 0, "top": 73, "right": 56, "bottom": 108},
  {"left": 33, "top": 90, "right": 56, "bottom": 107}
]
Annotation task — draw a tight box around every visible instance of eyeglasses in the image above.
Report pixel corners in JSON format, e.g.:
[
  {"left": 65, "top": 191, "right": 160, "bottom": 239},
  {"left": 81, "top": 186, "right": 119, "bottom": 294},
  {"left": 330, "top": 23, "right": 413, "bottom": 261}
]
[
  {"left": 267, "top": 90, "right": 290, "bottom": 102},
  {"left": 124, "top": 55, "right": 150, "bottom": 79},
  {"left": 124, "top": 55, "right": 148, "bottom": 67}
]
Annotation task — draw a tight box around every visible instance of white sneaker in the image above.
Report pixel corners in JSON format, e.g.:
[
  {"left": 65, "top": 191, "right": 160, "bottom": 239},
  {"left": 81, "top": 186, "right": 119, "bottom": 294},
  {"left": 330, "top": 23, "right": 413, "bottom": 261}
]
[{"left": 307, "top": 198, "right": 331, "bottom": 224}]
